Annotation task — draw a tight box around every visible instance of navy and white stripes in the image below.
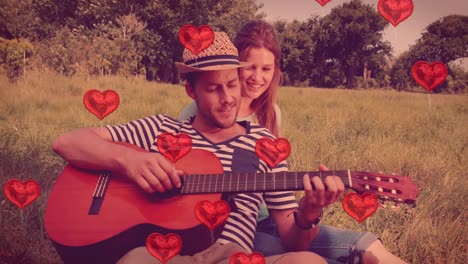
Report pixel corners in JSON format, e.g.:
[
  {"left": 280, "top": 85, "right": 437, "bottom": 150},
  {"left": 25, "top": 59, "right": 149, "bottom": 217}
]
[{"left": 106, "top": 114, "right": 298, "bottom": 252}]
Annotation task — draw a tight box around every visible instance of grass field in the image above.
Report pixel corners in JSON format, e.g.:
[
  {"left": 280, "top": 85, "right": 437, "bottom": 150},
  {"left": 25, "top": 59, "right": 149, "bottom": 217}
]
[{"left": 0, "top": 71, "right": 467, "bottom": 263}]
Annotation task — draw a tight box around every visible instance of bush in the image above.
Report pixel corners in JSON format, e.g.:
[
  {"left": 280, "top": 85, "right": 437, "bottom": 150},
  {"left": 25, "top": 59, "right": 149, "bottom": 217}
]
[{"left": 0, "top": 38, "right": 34, "bottom": 81}]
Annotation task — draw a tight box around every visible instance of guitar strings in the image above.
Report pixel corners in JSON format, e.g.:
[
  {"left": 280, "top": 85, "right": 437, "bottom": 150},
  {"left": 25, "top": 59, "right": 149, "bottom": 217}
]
[
  {"left": 78, "top": 171, "right": 405, "bottom": 201},
  {"left": 82, "top": 178, "right": 400, "bottom": 192}
]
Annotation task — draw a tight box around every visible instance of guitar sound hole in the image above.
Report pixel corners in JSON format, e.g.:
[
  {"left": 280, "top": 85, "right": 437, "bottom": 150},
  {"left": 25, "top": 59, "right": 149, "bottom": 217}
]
[{"left": 154, "top": 188, "right": 182, "bottom": 199}]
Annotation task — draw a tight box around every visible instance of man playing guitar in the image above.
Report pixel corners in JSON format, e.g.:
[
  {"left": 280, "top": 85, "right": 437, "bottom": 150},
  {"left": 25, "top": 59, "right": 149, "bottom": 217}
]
[{"left": 50, "top": 31, "right": 408, "bottom": 263}]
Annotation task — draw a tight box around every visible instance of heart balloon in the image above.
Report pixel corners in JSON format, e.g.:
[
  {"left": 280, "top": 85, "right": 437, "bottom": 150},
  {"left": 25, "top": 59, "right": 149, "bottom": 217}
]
[
  {"left": 378, "top": 0, "right": 414, "bottom": 27},
  {"left": 411, "top": 61, "right": 448, "bottom": 92},
  {"left": 146, "top": 233, "right": 182, "bottom": 264},
  {"left": 3, "top": 179, "right": 41, "bottom": 210},
  {"left": 194, "top": 200, "right": 231, "bottom": 231},
  {"left": 156, "top": 132, "right": 192, "bottom": 163},
  {"left": 315, "top": 0, "right": 332, "bottom": 7},
  {"left": 255, "top": 138, "right": 291, "bottom": 169},
  {"left": 230, "top": 252, "right": 266, "bottom": 264},
  {"left": 342, "top": 192, "right": 378, "bottom": 223},
  {"left": 178, "top": 24, "right": 215, "bottom": 55},
  {"left": 83, "top": 89, "right": 120, "bottom": 120}
]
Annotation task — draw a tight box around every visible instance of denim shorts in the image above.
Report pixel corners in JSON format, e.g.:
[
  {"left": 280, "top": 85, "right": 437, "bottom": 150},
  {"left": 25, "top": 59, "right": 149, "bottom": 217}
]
[{"left": 254, "top": 217, "right": 379, "bottom": 264}]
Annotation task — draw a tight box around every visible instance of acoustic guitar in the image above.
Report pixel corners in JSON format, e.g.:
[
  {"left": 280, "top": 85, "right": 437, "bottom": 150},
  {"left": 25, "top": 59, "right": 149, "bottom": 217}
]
[{"left": 44, "top": 142, "right": 418, "bottom": 263}]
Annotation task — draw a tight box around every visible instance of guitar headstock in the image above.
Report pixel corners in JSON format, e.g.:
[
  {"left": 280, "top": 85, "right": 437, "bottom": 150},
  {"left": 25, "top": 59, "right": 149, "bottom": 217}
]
[{"left": 350, "top": 171, "right": 419, "bottom": 204}]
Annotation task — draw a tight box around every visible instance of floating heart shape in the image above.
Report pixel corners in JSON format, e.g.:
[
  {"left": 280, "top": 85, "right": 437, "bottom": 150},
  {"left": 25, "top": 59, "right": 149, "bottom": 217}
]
[
  {"left": 255, "top": 138, "right": 291, "bottom": 169},
  {"left": 157, "top": 132, "right": 192, "bottom": 163},
  {"left": 83, "top": 89, "right": 120, "bottom": 120},
  {"left": 3, "top": 179, "right": 40, "bottom": 210},
  {"left": 230, "top": 252, "right": 266, "bottom": 264},
  {"left": 194, "top": 200, "right": 230, "bottom": 231},
  {"left": 146, "top": 233, "right": 182, "bottom": 264},
  {"left": 315, "top": 0, "right": 332, "bottom": 7},
  {"left": 411, "top": 61, "right": 448, "bottom": 92},
  {"left": 178, "top": 24, "right": 215, "bottom": 55},
  {"left": 378, "top": 0, "right": 414, "bottom": 27},
  {"left": 342, "top": 192, "right": 378, "bottom": 223}
]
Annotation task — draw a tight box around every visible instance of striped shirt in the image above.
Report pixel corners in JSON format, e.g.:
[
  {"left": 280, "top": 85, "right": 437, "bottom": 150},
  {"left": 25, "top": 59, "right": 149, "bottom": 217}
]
[{"left": 106, "top": 114, "right": 298, "bottom": 251}]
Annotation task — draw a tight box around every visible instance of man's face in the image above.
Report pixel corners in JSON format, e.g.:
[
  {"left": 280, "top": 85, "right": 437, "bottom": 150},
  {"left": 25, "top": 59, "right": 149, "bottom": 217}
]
[{"left": 187, "top": 69, "right": 241, "bottom": 129}]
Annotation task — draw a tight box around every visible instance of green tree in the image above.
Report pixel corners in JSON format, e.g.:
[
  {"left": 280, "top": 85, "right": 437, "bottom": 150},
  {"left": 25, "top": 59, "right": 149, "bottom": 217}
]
[
  {"left": 139, "top": 0, "right": 262, "bottom": 83},
  {"left": 412, "top": 15, "right": 468, "bottom": 63},
  {"left": 31, "top": 0, "right": 80, "bottom": 40},
  {"left": 0, "top": 0, "right": 37, "bottom": 39},
  {"left": 1, "top": 0, "right": 263, "bottom": 81},
  {"left": 211, "top": 0, "right": 265, "bottom": 39},
  {"left": 389, "top": 51, "right": 413, "bottom": 91},
  {"left": 389, "top": 15, "right": 468, "bottom": 92},
  {"left": 446, "top": 63, "right": 468, "bottom": 94},
  {"left": 358, "top": 49, "right": 393, "bottom": 88},
  {"left": 0, "top": 38, "right": 34, "bottom": 81},
  {"left": 36, "top": 12, "right": 147, "bottom": 77},
  {"left": 74, "top": 0, "right": 147, "bottom": 29},
  {"left": 274, "top": 18, "right": 318, "bottom": 87},
  {"left": 35, "top": 27, "right": 81, "bottom": 76},
  {"left": 312, "top": 0, "right": 391, "bottom": 88},
  {"left": 0, "top": 0, "right": 75, "bottom": 40},
  {"left": 133, "top": 30, "right": 166, "bottom": 81}
]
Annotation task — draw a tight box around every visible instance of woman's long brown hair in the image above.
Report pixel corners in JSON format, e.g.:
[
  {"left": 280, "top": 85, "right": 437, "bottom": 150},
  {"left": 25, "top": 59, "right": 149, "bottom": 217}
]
[{"left": 234, "top": 20, "right": 282, "bottom": 137}]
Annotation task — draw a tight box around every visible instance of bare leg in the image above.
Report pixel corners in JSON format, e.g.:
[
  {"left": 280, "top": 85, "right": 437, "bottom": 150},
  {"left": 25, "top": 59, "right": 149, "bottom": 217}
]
[{"left": 363, "top": 240, "right": 407, "bottom": 264}]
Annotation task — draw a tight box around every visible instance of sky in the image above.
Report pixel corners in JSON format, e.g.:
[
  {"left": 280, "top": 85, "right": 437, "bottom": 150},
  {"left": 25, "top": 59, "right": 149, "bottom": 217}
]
[{"left": 256, "top": 0, "right": 468, "bottom": 57}]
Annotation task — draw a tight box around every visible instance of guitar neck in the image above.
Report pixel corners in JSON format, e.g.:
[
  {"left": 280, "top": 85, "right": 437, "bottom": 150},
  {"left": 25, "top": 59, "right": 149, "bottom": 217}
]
[{"left": 180, "top": 171, "right": 351, "bottom": 194}]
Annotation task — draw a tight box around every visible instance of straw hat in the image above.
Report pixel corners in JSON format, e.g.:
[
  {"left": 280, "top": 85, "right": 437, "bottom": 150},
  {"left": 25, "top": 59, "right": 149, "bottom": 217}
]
[{"left": 175, "top": 31, "right": 251, "bottom": 74}]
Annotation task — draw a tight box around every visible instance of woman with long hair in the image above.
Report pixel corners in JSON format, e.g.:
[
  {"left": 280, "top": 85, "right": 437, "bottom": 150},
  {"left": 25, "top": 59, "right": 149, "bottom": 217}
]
[{"left": 179, "top": 20, "right": 406, "bottom": 264}]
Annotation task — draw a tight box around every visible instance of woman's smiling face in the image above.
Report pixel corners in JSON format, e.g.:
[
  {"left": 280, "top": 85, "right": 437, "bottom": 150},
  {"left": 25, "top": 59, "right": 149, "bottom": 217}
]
[{"left": 239, "top": 47, "right": 276, "bottom": 100}]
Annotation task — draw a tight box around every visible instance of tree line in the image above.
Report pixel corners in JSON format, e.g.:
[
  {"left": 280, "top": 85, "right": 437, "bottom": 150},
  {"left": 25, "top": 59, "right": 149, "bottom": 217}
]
[{"left": 0, "top": 0, "right": 466, "bottom": 93}]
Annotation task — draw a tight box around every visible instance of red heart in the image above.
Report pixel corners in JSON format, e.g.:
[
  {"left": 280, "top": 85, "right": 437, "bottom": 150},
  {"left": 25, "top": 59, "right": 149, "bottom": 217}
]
[
  {"left": 157, "top": 132, "right": 192, "bottom": 163},
  {"left": 194, "top": 200, "right": 231, "bottom": 231},
  {"left": 315, "top": 0, "right": 332, "bottom": 7},
  {"left": 3, "top": 179, "right": 40, "bottom": 210},
  {"left": 178, "top": 24, "right": 215, "bottom": 55},
  {"left": 411, "top": 61, "right": 448, "bottom": 92},
  {"left": 83, "top": 89, "right": 120, "bottom": 120},
  {"left": 378, "top": 0, "right": 414, "bottom": 27},
  {"left": 230, "top": 252, "right": 266, "bottom": 264},
  {"left": 146, "top": 233, "right": 182, "bottom": 263},
  {"left": 255, "top": 138, "right": 291, "bottom": 169},
  {"left": 342, "top": 192, "right": 378, "bottom": 223}
]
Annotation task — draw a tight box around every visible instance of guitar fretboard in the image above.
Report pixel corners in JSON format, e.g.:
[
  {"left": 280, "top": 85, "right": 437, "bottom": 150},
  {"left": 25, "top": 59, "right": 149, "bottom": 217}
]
[{"left": 180, "top": 171, "right": 351, "bottom": 194}]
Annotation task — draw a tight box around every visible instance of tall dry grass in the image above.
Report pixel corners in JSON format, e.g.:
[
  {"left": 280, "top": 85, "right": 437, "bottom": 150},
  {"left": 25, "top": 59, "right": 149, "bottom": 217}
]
[{"left": 0, "top": 72, "right": 467, "bottom": 263}]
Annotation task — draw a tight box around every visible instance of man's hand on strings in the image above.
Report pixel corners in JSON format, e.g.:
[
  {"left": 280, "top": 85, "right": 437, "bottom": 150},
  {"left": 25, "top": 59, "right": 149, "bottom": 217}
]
[
  {"left": 123, "top": 150, "right": 184, "bottom": 193},
  {"left": 297, "top": 164, "right": 345, "bottom": 223}
]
